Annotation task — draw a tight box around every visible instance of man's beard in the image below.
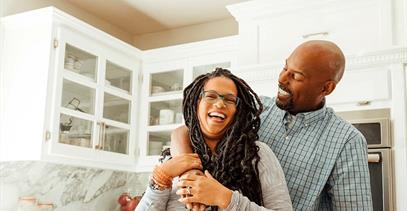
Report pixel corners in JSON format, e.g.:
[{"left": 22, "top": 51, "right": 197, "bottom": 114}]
[
  {"left": 276, "top": 84, "right": 294, "bottom": 111},
  {"left": 276, "top": 97, "right": 294, "bottom": 111}
]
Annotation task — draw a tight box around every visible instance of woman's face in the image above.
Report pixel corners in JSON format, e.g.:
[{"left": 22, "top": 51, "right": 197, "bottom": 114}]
[{"left": 197, "top": 76, "right": 238, "bottom": 141}]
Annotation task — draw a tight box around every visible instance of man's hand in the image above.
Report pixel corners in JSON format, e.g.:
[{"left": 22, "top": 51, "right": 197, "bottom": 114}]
[
  {"left": 176, "top": 171, "right": 233, "bottom": 209},
  {"left": 179, "top": 169, "right": 206, "bottom": 211},
  {"left": 159, "top": 154, "right": 202, "bottom": 178}
]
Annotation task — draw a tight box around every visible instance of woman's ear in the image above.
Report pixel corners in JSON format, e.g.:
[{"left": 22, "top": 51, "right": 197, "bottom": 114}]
[{"left": 322, "top": 80, "right": 336, "bottom": 96}]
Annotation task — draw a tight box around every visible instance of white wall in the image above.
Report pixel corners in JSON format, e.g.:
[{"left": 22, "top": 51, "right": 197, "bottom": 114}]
[{"left": 133, "top": 18, "right": 238, "bottom": 50}]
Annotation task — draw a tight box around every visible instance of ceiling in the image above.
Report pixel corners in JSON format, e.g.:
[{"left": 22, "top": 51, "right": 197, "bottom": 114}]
[{"left": 65, "top": 0, "right": 249, "bottom": 35}]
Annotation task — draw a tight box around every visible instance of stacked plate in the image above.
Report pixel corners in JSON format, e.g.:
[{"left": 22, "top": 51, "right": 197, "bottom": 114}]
[
  {"left": 64, "top": 54, "right": 83, "bottom": 72},
  {"left": 65, "top": 54, "right": 76, "bottom": 70}
]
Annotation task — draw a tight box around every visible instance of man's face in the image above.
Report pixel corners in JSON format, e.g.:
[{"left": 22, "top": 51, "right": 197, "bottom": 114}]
[{"left": 276, "top": 49, "right": 331, "bottom": 114}]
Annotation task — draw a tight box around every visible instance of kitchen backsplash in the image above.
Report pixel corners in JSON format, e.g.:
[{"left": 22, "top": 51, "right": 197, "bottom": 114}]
[{"left": 0, "top": 161, "right": 150, "bottom": 211}]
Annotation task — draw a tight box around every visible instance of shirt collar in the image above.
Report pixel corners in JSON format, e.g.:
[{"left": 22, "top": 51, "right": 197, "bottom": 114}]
[{"left": 276, "top": 99, "right": 327, "bottom": 126}]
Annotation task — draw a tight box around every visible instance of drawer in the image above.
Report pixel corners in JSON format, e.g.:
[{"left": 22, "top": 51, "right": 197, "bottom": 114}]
[
  {"left": 255, "top": 0, "right": 392, "bottom": 63},
  {"left": 327, "top": 68, "right": 391, "bottom": 105}
]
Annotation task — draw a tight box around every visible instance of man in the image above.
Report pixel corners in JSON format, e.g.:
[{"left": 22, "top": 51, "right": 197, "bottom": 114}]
[{"left": 171, "top": 40, "right": 372, "bottom": 210}]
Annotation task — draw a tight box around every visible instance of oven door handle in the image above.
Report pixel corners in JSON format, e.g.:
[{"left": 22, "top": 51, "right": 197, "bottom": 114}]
[{"left": 368, "top": 153, "right": 381, "bottom": 163}]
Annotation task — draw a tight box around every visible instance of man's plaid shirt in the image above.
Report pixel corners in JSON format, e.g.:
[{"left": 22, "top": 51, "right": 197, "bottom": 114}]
[{"left": 259, "top": 97, "right": 372, "bottom": 210}]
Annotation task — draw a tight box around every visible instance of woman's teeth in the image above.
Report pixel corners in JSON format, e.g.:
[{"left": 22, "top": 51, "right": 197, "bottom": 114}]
[{"left": 208, "top": 112, "right": 225, "bottom": 120}]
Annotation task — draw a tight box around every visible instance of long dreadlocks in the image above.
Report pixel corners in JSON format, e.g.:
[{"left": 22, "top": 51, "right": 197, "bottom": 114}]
[{"left": 183, "top": 67, "right": 264, "bottom": 208}]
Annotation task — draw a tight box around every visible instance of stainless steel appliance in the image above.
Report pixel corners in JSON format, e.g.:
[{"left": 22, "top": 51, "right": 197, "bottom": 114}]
[{"left": 337, "top": 108, "right": 394, "bottom": 211}]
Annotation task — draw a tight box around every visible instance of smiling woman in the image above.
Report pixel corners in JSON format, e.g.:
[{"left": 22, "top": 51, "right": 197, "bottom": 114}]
[{"left": 135, "top": 68, "right": 293, "bottom": 211}]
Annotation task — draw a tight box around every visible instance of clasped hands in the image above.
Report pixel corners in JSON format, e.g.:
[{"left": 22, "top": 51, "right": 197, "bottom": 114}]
[{"left": 158, "top": 153, "right": 232, "bottom": 211}]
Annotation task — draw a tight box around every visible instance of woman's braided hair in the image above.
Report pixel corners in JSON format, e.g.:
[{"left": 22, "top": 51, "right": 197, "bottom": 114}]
[{"left": 183, "top": 67, "right": 264, "bottom": 208}]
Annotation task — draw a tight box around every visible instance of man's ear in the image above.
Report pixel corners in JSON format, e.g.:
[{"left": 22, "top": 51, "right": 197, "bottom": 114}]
[{"left": 322, "top": 80, "right": 336, "bottom": 96}]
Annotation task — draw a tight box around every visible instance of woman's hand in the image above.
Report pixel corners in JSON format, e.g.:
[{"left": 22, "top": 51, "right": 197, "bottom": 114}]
[
  {"left": 160, "top": 153, "right": 202, "bottom": 179},
  {"left": 176, "top": 170, "right": 233, "bottom": 209}
]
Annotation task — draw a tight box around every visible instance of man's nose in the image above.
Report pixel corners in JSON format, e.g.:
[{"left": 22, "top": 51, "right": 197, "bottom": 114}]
[{"left": 278, "top": 69, "right": 289, "bottom": 84}]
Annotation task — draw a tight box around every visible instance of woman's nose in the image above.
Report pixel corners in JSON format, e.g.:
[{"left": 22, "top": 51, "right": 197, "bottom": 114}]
[{"left": 214, "top": 98, "right": 226, "bottom": 108}]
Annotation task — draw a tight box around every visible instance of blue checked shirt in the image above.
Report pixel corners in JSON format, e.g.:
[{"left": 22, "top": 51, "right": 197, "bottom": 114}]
[{"left": 259, "top": 96, "right": 372, "bottom": 211}]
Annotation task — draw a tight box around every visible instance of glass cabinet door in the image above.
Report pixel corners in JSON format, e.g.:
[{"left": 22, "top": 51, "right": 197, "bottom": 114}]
[
  {"left": 100, "top": 93, "right": 131, "bottom": 154},
  {"left": 146, "top": 69, "right": 184, "bottom": 156},
  {"left": 99, "top": 60, "right": 133, "bottom": 155},
  {"left": 59, "top": 42, "right": 97, "bottom": 148},
  {"left": 58, "top": 40, "right": 135, "bottom": 157}
]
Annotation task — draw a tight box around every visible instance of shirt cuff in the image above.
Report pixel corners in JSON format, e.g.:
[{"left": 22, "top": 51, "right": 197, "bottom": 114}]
[{"left": 223, "top": 190, "right": 240, "bottom": 211}]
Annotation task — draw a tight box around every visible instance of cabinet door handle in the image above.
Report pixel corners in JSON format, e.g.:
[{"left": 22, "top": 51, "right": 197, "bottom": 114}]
[
  {"left": 101, "top": 122, "right": 106, "bottom": 150},
  {"left": 97, "top": 122, "right": 105, "bottom": 150},
  {"left": 302, "top": 31, "right": 329, "bottom": 39},
  {"left": 368, "top": 154, "right": 381, "bottom": 163}
]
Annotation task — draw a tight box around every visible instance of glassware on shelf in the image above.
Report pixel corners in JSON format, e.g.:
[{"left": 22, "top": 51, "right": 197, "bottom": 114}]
[
  {"left": 149, "top": 100, "right": 181, "bottom": 126},
  {"left": 159, "top": 109, "right": 174, "bottom": 125},
  {"left": 150, "top": 70, "right": 183, "bottom": 96},
  {"left": 105, "top": 61, "right": 132, "bottom": 93},
  {"left": 103, "top": 93, "right": 130, "bottom": 124},
  {"left": 151, "top": 86, "right": 165, "bottom": 95},
  {"left": 65, "top": 97, "right": 85, "bottom": 113},
  {"left": 58, "top": 114, "right": 92, "bottom": 147},
  {"left": 61, "top": 79, "right": 95, "bottom": 114},
  {"left": 64, "top": 44, "right": 97, "bottom": 80},
  {"left": 102, "top": 125, "right": 129, "bottom": 154}
]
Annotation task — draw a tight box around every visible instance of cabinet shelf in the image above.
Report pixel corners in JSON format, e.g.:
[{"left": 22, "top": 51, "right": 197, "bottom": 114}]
[
  {"left": 150, "top": 90, "right": 183, "bottom": 97},
  {"left": 147, "top": 123, "right": 183, "bottom": 132},
  {"left": 148, "top": 93, "right": 183, "bottom": 102}
]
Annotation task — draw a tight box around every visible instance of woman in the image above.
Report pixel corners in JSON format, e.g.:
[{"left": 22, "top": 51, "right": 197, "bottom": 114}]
[{"left": 136, "top": 68, "right": 292, "bottom": 210}]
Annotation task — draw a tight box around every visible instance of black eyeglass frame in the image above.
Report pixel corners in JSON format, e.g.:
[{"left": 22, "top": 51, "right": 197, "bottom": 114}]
[{"left": 200, "top": 90, "right": 240, "bottom": 107}]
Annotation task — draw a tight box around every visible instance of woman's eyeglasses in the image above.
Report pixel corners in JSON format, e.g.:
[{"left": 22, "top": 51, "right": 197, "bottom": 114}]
[{"left": 200, "top": 90, "right": 240, "bottom": 107}]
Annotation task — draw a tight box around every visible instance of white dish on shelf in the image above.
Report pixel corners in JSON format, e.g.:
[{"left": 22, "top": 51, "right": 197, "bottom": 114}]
[
  {"left": 159, "top": 109, "right": 174, "bottom": 124},
  {"left": 151, "top": 86, "right": 165, "bottom": 94}
]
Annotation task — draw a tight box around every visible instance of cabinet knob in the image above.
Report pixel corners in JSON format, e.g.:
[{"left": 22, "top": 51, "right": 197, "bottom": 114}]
[{"left": 302, "top": 31, "right": 329, "bottom": 39}]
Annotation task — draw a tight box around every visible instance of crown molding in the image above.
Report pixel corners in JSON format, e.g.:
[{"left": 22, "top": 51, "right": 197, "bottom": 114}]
[
  {"left": 346, "top": 46, "right": 407, "bottom": 68},
  {"left": 233, "top": 47, "right": 407, "bottom": 82}
]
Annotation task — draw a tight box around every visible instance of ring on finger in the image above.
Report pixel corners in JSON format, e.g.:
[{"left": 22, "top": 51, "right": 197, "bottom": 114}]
[{"left": 186, "top": 186, "right": 192, "bottom": 195}]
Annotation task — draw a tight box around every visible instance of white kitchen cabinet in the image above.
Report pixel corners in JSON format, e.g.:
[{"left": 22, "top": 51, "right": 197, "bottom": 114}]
[
  {"left": 326, "top": 67, "right": 391, "bottom": 109},
  {"left": 228, "top": 0, "right": 393, "bottom": 65},
  {"left": 0, "top": 7, "right": 142, "bottom": 171},
  {"left": 137, "top": 39, "right": 237, "bottom": 171},
  {"left": 233, "top": 62, "right": 393, "bottom": 111}
]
